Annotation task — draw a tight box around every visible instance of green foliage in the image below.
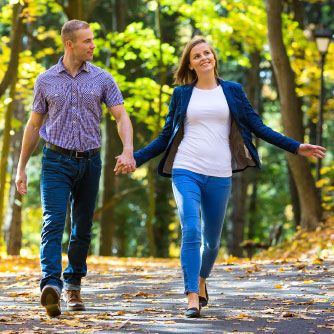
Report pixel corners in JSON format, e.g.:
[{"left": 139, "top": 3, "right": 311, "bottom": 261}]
[
  {"left": 93, "top": 21, "right": 177, "bottom": 133},
  {"left": 1, "top": 0, "right": 334, "bottom": 257},
  {"left": 105, "top": 22, "right": 177, "bottom": 73}
]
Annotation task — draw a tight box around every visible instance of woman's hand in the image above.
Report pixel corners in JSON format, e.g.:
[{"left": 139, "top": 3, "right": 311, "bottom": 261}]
[
  {"left": 114, "top": 150, "right": 136, "bottom": 175},
  {"left": 297, "top": 144, "right": 326, "bottom": 159}
]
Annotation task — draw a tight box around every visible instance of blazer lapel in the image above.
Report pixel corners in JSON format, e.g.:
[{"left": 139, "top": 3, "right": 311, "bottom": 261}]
[
  {"left": 220, "top": 79, "right": 238, "bottom": 118},
  {"left": 179, "top": 84, "right": 194, "bottom": 119}
]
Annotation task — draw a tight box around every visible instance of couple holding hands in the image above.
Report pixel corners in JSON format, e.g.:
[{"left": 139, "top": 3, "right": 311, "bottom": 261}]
[{"left": 16, "top": 20, "right": 325, "bottom": 318}]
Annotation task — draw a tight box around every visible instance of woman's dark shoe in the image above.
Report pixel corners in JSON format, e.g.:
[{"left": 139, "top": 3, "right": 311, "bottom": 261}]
[
  {"left": 199, "top": 283, "right": 209, "bottom": 307},
  {"left": 185, "top": 307, "right": 201, "bottom": 318}
]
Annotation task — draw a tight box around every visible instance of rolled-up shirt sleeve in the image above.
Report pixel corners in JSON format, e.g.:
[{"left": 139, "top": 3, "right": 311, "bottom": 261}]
[
  {"left": 103, "top": 73, "right": 124, "bottom": 107},
  {"left": 32, "top": 76, "right": 47, "bottom": 114}
]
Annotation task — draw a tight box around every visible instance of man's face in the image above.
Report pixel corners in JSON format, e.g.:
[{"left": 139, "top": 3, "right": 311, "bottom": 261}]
[{"left": 69, "top": 28, "right": 95, "bottom": 61}]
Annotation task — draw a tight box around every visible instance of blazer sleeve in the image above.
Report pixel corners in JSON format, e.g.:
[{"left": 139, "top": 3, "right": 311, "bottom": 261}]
[
  {"left": 134, "top": 87, "right": 180, "bottom": 167},
  {"left": 238, "top": 84, "right": 300, "bottom": 154}
]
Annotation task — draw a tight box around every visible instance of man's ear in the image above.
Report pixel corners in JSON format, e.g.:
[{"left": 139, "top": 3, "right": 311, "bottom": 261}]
[{"left": 65, "top": 40, "right": 73, "bottom": 49}]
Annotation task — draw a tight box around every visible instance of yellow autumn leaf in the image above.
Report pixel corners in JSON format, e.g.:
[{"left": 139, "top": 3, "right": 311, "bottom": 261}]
[
  {"left": 312, "top": 258, "right": 323, "bottom": 265},
  {"left": 314, "top": 298, "right": 329, "bottom": 303},
  {"left": 274, "top": 284, "right": 283, "bottom": 289},
  {"left": 303, "top": 280, "right": 315, "bottom": 284},
  {"left": 226, "top": 313, "right": 254, "bottom": 321}
]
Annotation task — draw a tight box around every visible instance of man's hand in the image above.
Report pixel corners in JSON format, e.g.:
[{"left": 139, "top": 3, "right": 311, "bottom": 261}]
[
  {"left": 297, "top": 144, "right": 326, "bottom": 159},
  {"left": 16, "top": 169, "right": 28, "bottom": 195},
  {"left": 15, "top": 111, "right": 45, "bottom": 195},
  {"left": 109, "top": 104, "right": 135, "bottom": 175},
  {"left": 114, "top": 148, "right": 136, "bottom": 175}
]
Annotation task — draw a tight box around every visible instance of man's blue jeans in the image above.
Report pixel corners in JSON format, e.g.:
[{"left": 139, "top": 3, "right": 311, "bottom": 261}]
[
  {"left": 40, "top": 147, "right": 101, "bottom": 291},
  {"left": 172, "top": 168, "right": 231, "bottom": 294}
]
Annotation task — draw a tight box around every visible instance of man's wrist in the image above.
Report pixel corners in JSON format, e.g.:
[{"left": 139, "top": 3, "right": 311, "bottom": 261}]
[
  {"left": 17, "top": 164, "right": 26, "bottom": 173},
  {"left": 123, "top": 146, "right": 133, "bottom": 153}
]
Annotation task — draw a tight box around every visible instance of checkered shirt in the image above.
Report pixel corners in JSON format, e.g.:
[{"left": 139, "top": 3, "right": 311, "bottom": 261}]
[{"left": 32, "top": 56, "right": 124, "bottom": 151}]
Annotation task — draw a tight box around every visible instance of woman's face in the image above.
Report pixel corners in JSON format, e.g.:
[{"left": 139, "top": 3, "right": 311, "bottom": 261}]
[{"left": 189, "top": 42, "right": 216, "bottom": 77}]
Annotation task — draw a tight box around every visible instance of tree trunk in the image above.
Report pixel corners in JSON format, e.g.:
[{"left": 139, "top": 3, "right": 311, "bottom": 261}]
[
  {"left": 155, "top": 176, "right": 173, "bottom": 257},
  {"left": 288, "top": 165, "right": 301, "bottom": 226},
  {"left": 291, "top": 0, "right": 305, "bottom": 29},
  {"left": 146, "top": 161, "right": 157, "bottom": 257},
  {"left": 270, "top": 67, "right": 302, "bottom": 228},
  {"left": 0, "top": 2, "right": 25, "bottom": 98},
  {"left": 99, "top": 114, "right": 119, "bottom": 255},
  {"left": 141, "top": 0, "right": 168, "bottom": 258},
  {"left": 230, "top": 172, "right": 248, "bottom": 257},
  {"left": 229, "top": 52, "right": 261, "bottom": 257},
  {"left": 0, "top": 75, "right": 19, "bottom": 244},
  {"left": 116, "top": 211, "right": 127, "bottom": 257},
  {"left": 4, "top": 101, "right": 25, "bottom": 255},
  {"left": 57, "top": 0, "right": 98, "bottom": 21},
  {"left": 247, "top": 181, "right": 257, "bottom": 257},
  {"left": 266, "top": 0, "right": 321, "bottom": 231},
  {"left": 99, "top": 0, "right": 126, "bottom": 256}
]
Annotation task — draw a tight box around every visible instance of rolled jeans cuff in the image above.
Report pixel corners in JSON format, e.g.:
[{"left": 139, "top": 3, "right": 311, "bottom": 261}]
[
  {"left": 64, "top": 282, "right": 81, "bottom": 291},
  {"left": 184, "top": 289, "right": 199, "bottom": 295}
]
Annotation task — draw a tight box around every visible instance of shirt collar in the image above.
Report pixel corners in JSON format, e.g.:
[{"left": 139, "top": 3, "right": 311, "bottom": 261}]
[{"left": 57, "top": 56, "right": 90, "bottom": 74}]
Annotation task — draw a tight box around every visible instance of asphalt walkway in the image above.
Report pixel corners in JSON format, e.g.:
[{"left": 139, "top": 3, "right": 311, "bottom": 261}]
[{"left": 0, "top": 257, "right": 333, "bottom": 333}]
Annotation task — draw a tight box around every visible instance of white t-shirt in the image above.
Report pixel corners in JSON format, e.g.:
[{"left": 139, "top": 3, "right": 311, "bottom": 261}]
[{"left": 173, "top": 85, "right": 232, "bottom": 177}]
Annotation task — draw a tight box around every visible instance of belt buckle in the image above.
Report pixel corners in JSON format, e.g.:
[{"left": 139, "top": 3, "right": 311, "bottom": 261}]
[{"left": 75, "top": 151, "right": 84, "bottom": 159}]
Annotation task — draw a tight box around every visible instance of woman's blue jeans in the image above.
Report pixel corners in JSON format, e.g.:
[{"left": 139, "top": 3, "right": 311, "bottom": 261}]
[
  {"left": 40, "top": 147, "right": 101, "bottom": 291},
  {"left": 172, "top": 168, "right": 231, "bottom": 294}
]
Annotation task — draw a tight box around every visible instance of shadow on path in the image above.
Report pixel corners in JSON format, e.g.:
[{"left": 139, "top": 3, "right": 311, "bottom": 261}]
[{"left": 0, "top": 257, "right": 334, "bottom": 333}]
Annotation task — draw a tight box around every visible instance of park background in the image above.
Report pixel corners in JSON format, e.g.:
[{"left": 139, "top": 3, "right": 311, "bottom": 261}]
[{"left": 0, "top": 0, "right": 334, "bottom": 261}]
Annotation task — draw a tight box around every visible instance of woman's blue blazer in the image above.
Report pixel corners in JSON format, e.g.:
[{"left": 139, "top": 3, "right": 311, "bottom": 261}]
[{"left": 134, "top": 78, "right": 300, "bottom": 178}]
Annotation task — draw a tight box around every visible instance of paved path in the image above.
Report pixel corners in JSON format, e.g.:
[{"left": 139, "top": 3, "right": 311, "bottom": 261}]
[{"left": 0, "top": 257, "right": 334, "bottom": 333}]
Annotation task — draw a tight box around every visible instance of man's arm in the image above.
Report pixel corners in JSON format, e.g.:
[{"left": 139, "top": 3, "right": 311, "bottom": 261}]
[
  {"left": 16, "top": 112, "right": 45, "bottom": 194},
  {"left": 109, "top": 104, "right": 136, "bottom": 175}
]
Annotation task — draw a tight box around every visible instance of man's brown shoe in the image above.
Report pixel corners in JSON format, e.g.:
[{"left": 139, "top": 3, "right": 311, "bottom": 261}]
[
  {"left": 40, "top": 285, "right": 61, "bottom": 317},
  {"left": 63, "top": 290, "right": 85, "bottom": 311}
]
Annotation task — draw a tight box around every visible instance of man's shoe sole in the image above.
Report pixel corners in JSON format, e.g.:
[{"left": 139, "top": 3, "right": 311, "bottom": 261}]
[
  {"left": 67, "top": 304, "right": 85, "bottom": 311},
  {"left": 40, "top": 286, "right": 61, "bottom": 317}
]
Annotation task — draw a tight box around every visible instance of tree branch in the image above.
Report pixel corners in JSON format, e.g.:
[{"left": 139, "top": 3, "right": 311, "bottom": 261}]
[
  {"left": 93, "top": 186, "right": 141, "bottom": 220},
  {"left": 0, "top": 2, "right": 25, "bottom": 98}
]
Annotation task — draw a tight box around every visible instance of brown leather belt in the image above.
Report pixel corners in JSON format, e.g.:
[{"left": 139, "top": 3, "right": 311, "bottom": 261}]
[{"left": 45, "top": 143, "right": 100, "bottom": 159}]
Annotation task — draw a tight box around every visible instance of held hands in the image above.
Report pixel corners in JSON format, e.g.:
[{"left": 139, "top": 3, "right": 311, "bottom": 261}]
[
  {"left": 15, "top": 169, "right": 28, "bottom": 195},
  {"left": 114, "top": 148, "right": 136, "bottom": 175},
  {"left": 297, "top": 144, "right": 326, "bottom": 159}
]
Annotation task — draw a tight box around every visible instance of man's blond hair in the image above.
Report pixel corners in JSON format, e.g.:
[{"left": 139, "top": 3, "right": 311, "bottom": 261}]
[{"left": 61, "top": 20, "right": 90, "bottom": 43}]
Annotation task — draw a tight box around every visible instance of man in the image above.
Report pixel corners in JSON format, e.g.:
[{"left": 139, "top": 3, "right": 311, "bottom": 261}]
[{"left": 15, "top": 20, "right": 135, "bottom": 317}]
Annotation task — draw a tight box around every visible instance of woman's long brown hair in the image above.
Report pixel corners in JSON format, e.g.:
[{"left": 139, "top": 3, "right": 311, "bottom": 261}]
[{"left": 174, "top": 36, "right": 219, "bottom": 85}]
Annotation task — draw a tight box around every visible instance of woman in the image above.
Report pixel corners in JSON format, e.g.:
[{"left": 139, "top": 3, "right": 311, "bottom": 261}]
[{"left": 116, "top": 37, "right": 325, "bottom": 318}]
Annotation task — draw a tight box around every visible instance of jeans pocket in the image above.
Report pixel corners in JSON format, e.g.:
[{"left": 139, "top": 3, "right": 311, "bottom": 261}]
[
  {"left": 90, "top": 153, "right": 102, "bottom": 169},
  {"left": 42, "top": 147, "right": 63, "bottom": 163}
]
